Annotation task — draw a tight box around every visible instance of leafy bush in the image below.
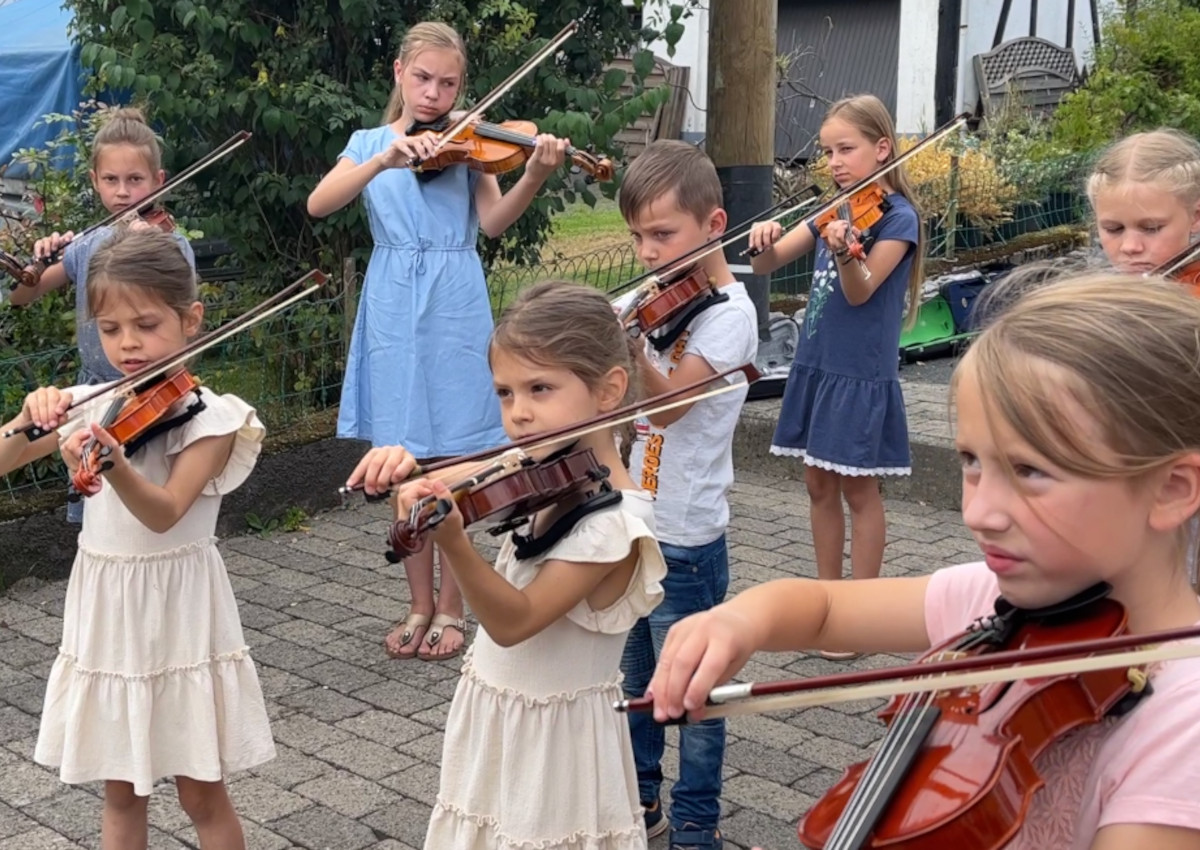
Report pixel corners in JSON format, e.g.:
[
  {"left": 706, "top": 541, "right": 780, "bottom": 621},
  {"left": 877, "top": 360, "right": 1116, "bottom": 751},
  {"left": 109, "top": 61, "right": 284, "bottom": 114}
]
[
  {"left": 65, "top": 0, "right": 697, "bottom": 281},
  {"left": 1052, "top": 0, "right": 1200, "bottom": 150},
  {"left": 808, "top": 136, "right": 1020, "bottom": 229},
  {"left": 980, "top": 97, "right": 1091, "bottom": 202}
]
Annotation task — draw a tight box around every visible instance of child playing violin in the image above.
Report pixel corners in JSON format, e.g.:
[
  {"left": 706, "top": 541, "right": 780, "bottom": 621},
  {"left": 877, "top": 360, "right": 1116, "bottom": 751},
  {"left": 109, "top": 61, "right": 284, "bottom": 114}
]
[
  {"left": 616, "top": 139, "right": 758, "bottom": 849},
  {"left": 9, "top": 107, "right": 196, "bottom": 386},
  {"left": 0, "top": 228, "right": 274, "bottom": 850},
  {"left": 1086, "top": 129, "right": 1200, "bottom": 280},
  {"left": 8, "top": 107, "right": 197, "bottom": 525},
  {"left": 308, "top": 21, "right": 569, "bottom": 662},
  {"left": 747, "top": 94, "right": 923, "bottom": 607},
  {"left": 648, "top": 271, "right": 1200, "bottom": 849},
  {"left": 345, "top": 280, "right": 666, "bottom": 849}
]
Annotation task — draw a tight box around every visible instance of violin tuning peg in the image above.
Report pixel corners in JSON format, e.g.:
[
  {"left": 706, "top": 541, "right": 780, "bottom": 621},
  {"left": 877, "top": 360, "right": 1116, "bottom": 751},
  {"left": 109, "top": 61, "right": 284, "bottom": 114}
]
[{"left": 384, "top": 550, "right": 401, "bottom": 565}]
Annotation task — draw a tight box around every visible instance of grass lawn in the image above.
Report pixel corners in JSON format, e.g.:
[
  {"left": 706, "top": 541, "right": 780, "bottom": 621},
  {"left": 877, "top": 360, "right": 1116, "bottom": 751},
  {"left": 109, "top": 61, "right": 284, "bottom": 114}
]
[
  {"left": 488, "top": 197, "right": 639, "bottom": 312},
  {"left": 540, "top": 197, "right": 630, "bottom": 260}
]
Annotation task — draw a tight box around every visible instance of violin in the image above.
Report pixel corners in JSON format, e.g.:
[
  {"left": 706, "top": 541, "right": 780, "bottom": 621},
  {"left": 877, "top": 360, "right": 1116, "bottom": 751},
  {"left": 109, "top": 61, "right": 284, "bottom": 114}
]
[
  {"left": 812, "top": 185, "right": 890, "bottom": 278},
  {"left": 385, "top": 446, "right": 613, "bottom": 562},
  {"left": 798, "top": 586, "right": 1144, "bottom": 849},
  {"left": 1149, "top": 242, "right": 1200, "bottom": 295},
  {"left": 742, "top": 114, "right": 969, "bottom": 260},
  {"left": 70, "top": 369, "right": 203, "bottom": 499},
  {"left": 617, "top": 584, "right": 1200, "bottom": 850},
  {"left": 811, "top": 184, "right": 889, "bottom": 236},
  {"left": 617, "top": 264, "right": 724, "bottom": 342},
  {"left": 1, "top": 131, "right": 249, "bottom": 291},
  {"left": 407, "top": 117, "right": 614, "bottom": 182}
]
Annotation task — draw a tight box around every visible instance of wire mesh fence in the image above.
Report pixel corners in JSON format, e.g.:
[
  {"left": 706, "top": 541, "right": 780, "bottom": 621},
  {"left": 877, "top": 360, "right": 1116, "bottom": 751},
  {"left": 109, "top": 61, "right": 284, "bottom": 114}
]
[
  {"left": 768, "top": 150, "right": 1093, "bottom": 296},
  {"left": 0, "top": 285, "right": 348, "bottom": 501},
  {"left": 1, "top": 151, "right": 1094, "bottom": 502}
]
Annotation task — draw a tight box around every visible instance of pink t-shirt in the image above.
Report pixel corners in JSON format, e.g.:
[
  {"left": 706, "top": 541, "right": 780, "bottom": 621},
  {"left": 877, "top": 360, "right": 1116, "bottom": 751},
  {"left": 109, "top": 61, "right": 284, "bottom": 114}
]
[{"left": 924, "top": 561, "right": 1200, "bottom": 849}]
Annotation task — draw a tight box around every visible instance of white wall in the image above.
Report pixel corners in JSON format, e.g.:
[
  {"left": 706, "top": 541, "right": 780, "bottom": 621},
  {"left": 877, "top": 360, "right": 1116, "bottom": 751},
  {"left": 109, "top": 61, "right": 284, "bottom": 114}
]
[
  {"left": 895, "top": 0, "right": 941, "bottom": 134},
  {"left": 639, "top": 0, "right": 709, "bottom": 141}
]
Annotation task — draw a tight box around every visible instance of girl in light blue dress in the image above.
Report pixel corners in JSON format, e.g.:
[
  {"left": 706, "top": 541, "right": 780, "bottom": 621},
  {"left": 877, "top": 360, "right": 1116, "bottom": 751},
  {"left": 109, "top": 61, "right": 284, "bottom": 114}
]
[{"left": 309, "top": 21, "right": 568, "bottom": 661}]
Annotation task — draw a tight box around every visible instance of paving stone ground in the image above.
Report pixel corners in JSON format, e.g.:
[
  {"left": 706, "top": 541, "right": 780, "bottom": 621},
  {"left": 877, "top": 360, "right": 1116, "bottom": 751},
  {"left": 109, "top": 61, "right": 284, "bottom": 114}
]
[{"left": 0, "top": 378, "right": 978, "bottom": 850}]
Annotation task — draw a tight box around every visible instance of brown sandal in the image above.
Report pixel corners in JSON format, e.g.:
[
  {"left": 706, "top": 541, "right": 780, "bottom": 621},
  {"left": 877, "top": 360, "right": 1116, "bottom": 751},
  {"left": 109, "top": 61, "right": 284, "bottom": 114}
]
[
  {"left": 384, "top": 612, "right": 430, "bottom": 659},
  {"left": 419, "top": 613, "right": 467, "bottom": 661}
]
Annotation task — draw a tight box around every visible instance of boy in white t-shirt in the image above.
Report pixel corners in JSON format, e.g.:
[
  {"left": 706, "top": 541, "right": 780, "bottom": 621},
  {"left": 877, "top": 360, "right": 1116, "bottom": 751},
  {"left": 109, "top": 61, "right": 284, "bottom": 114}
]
[{"left": 618, "top": 140, "right": 758, "bottom": 850}]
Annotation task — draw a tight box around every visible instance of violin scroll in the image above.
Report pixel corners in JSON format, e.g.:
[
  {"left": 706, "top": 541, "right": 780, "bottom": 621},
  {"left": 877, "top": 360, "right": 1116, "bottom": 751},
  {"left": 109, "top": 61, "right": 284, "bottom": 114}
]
[{"left": 0, "top": 250, "right": 41, "bottom": 289}]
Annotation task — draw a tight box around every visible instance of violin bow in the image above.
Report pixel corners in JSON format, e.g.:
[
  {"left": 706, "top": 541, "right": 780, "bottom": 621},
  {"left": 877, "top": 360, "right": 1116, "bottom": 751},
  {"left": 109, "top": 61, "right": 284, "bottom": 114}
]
[
  {"left": 606, "top": 183, "right": 824, "bottom": 300},
  {"left": 739, "top": 112, "right": 970, "bottom": 258},
  {"left": 3, "top": 269, "right": 327, "bottom": 440},
  {"left": 615, "top": 622, "right": 1200, "bottom": 721},
  {"left": 410, "top": 21, "right": 579, "bottom": 168},
  {"left": 3, "top": 131, "right": 252, "bottom": 289},
  {"left": 1150, "top": 240, "right": 1200, "bottom": 279},
  {"left": 340, "top": 362, "right": 762, "bottom": 499}
]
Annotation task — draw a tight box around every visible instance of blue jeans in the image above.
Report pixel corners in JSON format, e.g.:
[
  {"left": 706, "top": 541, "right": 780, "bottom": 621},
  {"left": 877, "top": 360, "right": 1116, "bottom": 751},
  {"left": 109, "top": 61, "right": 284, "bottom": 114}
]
[{"left": 621, "top": 534, "right": 729, "bottom": 833}]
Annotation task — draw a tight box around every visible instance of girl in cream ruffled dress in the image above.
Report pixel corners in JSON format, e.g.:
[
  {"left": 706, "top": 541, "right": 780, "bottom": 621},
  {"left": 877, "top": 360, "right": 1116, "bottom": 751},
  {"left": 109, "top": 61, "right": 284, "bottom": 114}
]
[
  {"left": 348, "top": 281, "right": 667, "bottom": 850},
  {"left": 0, "top": 228, "right": 274, "bottom": 850}
]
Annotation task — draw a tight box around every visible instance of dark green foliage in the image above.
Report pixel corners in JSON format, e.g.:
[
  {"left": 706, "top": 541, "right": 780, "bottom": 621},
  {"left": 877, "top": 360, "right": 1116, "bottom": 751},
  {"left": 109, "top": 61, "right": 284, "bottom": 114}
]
[
  {"left": 66, "top": 0, "right": 697, "bottom": 279},
  {"left": 1053, "top": 0, "right": 1200, "bottom": 150}
]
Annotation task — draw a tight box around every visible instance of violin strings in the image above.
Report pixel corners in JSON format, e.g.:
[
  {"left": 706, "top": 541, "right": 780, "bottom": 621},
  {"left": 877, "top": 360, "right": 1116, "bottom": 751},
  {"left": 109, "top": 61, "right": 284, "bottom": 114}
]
[
  {"left": 828, "top": 689, "right": 940, "bottom": 849},
  {"left": 824, "top": 631, "right": 995, "bottom": 847}
]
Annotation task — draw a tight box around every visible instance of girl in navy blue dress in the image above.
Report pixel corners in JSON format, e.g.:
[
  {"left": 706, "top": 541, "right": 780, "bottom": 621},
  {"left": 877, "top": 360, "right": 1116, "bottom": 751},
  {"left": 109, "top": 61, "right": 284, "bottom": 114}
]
[
  {"left": 309, "top": 22, "right": 568, "bottom": 661},
  {"left": 748, "top": 95, "right": 922, "bottom": 655}
]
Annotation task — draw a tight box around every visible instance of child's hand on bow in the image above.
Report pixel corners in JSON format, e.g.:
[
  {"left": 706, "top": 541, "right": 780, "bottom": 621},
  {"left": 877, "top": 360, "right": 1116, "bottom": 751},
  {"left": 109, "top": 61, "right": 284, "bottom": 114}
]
[
  {"left": 347, "top": 444, "right": 419, "bottom": 497},
  {"left": 21, "top": 386, "right": 72, "bottom": 433},
  {"left": 32, "top": 232, "right": 74, "bottom": 261},
  {"left": 646, "top": 603, "right": 762, "bottom": 723},
  {"left": 748, "top": 220, "right": 784, "bottom": 253}
]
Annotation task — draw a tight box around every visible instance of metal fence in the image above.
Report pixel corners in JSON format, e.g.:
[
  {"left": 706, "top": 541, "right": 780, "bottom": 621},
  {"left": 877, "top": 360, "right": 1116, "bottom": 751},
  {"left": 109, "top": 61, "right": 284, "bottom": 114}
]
[
  {"left": 0, "top": 287, "right": 347, "bottom": 501},
  {"left": 0, "top": 153, "right": 1093, "bottom": 502}
]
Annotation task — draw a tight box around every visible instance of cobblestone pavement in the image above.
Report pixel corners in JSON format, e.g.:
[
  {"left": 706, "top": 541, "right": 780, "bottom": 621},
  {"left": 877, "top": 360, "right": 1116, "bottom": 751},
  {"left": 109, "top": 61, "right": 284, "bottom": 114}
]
[{"left": 0, "top": 462, "right": 978, "bottom": 849}]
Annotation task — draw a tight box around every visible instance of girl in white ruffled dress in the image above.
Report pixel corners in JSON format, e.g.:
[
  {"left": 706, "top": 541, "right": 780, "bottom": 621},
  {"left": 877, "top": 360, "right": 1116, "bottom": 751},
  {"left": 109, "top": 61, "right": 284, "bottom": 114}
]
[
  {"left": 348, "top": 281, "right": 666, "bottom": 850},
  {"left": 0, "top": 228, "right": 275, "bottom": 850}
]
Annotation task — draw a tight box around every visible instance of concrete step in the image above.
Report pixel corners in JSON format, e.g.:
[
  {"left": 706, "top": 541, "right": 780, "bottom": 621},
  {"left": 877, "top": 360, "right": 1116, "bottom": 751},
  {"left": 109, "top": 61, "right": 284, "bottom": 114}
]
[{"left": 733, "top": 377, "right": 961, "bottom": 511}]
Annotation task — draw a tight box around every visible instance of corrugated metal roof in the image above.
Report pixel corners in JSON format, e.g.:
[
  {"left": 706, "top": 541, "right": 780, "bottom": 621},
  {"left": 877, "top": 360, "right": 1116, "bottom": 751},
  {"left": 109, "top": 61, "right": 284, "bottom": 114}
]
[{"left": 775, "top": 0, "right": 900, "bottom": 162}]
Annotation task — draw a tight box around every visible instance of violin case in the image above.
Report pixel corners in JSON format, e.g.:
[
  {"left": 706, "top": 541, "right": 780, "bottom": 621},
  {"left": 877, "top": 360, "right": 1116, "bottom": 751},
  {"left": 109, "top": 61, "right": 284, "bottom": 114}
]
[{"left": 899, "top": 263, "right": 1011, "bottom": 363}]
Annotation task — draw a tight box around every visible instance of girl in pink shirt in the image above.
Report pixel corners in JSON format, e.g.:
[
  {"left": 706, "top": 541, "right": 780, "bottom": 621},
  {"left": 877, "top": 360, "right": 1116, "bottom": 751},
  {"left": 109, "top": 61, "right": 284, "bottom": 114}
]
[{"left": 646, "top": 272, "right": 1200, "bottom": 850}]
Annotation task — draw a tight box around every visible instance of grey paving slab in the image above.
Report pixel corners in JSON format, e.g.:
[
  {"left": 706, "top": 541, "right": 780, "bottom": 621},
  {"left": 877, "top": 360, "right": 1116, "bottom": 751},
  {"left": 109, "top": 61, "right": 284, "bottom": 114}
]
[{"left": 1, "top": 384, "right": 987, "bottom": 849}]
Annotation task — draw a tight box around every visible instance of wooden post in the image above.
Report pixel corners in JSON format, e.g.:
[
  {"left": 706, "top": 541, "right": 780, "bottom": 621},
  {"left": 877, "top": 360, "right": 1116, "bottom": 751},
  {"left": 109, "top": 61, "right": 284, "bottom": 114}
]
[{"left": 708, "top": 0, "right": 777, "bottom": 339}]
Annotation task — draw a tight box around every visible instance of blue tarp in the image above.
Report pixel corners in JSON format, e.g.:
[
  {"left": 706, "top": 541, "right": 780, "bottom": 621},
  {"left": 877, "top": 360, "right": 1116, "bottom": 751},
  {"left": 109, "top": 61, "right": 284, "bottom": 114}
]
[{"left": 0, "top": 0, "right": 82, "bottom": 178}]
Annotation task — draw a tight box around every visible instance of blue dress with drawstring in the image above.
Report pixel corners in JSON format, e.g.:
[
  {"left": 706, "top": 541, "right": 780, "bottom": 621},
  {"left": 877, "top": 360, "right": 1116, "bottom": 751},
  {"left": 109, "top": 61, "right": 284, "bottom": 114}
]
[{"left": 336, "top": 125, "right": 506, "bottom": 457}]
